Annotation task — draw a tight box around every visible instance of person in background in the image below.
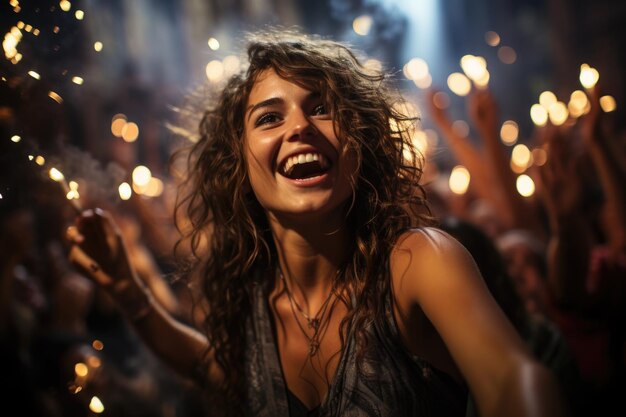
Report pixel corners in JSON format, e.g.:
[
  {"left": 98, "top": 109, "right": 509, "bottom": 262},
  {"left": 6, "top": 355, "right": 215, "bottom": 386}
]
[{"left": 67, "top": 29, "right": 568, "bottom": 417}]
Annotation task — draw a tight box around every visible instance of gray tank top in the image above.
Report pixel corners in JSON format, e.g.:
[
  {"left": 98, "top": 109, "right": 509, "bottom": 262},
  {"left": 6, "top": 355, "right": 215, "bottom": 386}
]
[{"left": 242, "top": 281, "right": 468, "bottom": 416}]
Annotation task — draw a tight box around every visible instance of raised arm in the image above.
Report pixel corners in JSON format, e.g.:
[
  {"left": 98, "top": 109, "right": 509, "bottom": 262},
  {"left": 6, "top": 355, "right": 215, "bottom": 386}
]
[
  {"left": 466, "top": 89, "right": 543, "bottom": 235},
  {"left": 425, "top": 89, "right": 501, "bottom": 214},
  {"left": 391, "top": 228, "right": 568, "bottom": 417},
  {"left": 537, "top": 126, "right": 592, "bottom": 307},
  {"left": 67, "top": 208, "right": 220, "bottom": 385},
  {"left": 580, "top": 86, "right": 626, "bottom": 254}
]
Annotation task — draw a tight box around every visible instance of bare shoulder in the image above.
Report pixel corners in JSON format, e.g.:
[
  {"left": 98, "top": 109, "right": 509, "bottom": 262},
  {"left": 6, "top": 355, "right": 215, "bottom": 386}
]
[{"left": 391, "top": 227, "right": 477, "bottom": 288}]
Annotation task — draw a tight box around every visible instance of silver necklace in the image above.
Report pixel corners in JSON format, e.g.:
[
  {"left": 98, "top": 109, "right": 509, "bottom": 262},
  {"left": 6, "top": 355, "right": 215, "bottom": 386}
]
[{"left": 278, "top": 267, "right": 339, "bottom": 356}]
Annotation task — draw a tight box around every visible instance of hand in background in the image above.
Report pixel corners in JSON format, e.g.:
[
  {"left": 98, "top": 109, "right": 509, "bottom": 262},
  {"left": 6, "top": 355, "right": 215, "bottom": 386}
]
[{"left": 66, "top": 208, "right": 136, "bottom": 289}]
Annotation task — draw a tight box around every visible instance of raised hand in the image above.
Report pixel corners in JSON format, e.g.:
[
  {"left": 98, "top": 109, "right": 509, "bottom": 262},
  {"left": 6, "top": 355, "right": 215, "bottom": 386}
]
[{"left": 66, "top": 208, "right": 136, "bottom": 289}]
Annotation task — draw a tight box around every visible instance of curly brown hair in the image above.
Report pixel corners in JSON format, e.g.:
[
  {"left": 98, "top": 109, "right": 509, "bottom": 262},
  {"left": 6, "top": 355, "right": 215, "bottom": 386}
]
[{"left": 174, "top": 28, "right": 433, "bottom": 414}]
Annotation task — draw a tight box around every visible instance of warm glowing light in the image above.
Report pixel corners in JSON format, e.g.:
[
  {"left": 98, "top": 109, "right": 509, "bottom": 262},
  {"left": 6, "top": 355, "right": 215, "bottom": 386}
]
[
  {"left": 579, "top": 64, "right": 599, "bottom": 89},
  {"left": 413, "top": 73, "right": 432, "bottom": 89},
  {"left": 121, "top": 122, "right": 139, "bottom": 142},
  {"left": 205, "top": 60, "right": 224, "bottom": 83},
  {"left": 59, "top": 1, "right": 71, "bottom": 12},
  {"left": 48, "top": 91, "right": 63, "bottom": 104},
  {"left": 447, "top": 72, "right": 471, "bottom": 96},
  {"left": 24, "top": 24, "right": 32, "bottom": 32},
  {"left": 35, "top": 155, "right": 45, "bottom": 165},
  {"left": 75, "top": 10, "right": 84, "bottom": 20},
  {"left": 53, "top": 26, "right": 60, "bottom": 34},
  {"left": 74, "top": 362, "right": 88, "bottom": 377},
  {"left": 485, "top": 31, "right": 500, "bottom": 46},
  {"left": 111, "top": 118, "right": 126, "bottom": 137},
  {"left": 568, "top": 90, "right": 589, "bottom": 118},
  {"left": 141, "top": 177, "right": 164, "bottom": 197},
  {"left": 16, "top": 21, "right": 24, "bottom": 29},
  {"left": 132, "top": 166, "right": 152, "bottom": 187},
  {"left": 433, "top": 91, "right": 450, "bottom": 109},
  {"left": 451, "top": 120, "right": 469, "bottom": 138},
  {"left": 391, "top": 102, "right": 419, "bottom": 155},
  {"left": 11, "top": 135, "right": 21, "bottom": 143},
  {"left": 3, "top": 27, "right": 22, "bottom": 59},
  {"left": 207, "top": 37, "right": 220, "bottom": 50},
  {"left": 497, "top": 46, "right": 517, "bottom": 64},
  {"left": 460, "top": 55, "right": 487, "bottom": 81},
  {"left": 222, "top": 55, "right": 240, "bottom": 77},
  {"left": 71, "top": 76, "right": 83, "bottom": 85},
  {"left": 424, "top": 129, "right": 439, "bottom": 148},
  {"left": 599, "top": 95, "right": 616, "bottom": 112},
  {"left": 500, "top": 120, "right": 519, "bottom": 145},
  {"left": 93, "top": 41, "right": 103, "bottom": 51},
  {"left": 530, "top": 104, "right": 548, "bottom": 126},
  {"left": 87, "top": 356, "right": 102, "bottom": 368},
  {"left": 112, "top": 113, "right": 127, "bottom": 122},
  {"left": 474, "top": 70, "right": 490, "bottom": 89},
  {"left": 404, "top": 58, "right": 429, "bottom": 81},
  {"left": 548, "top": 101, "right": 568, "bottom": 126},
  {"left": 89, "top": 396, "right": 104, "bottom": 413},
  {"left": 449, "top": 165, "right": 470, "bottom": 195},
  {"left": 532, "top": 148, "right": 547, "bottom": 166},
  {"left": 49, "top": 168, "right": 65, "bottom": 182},
  {"left": 28, "top": 70, "right": 40, "bottom": 80},
  {"left": 33, "top": 28, "right": 40, "bottom": 36},
  {"left": 511, "top": 144, "right": 531, "bottom": 168},
  {"left": 353, "top": 15, "right": 373, "bottom": 36},
  {"left": 516, "top": 174, "right": 535, "bottom": 197},
  {"left": 510, "top": 159, "right": 526, "bottom": 174},
  {"left": 28, "top": 155, "right": 33, "bottom": 160},
  {"left": 412, "top": 131, "right": 428, "bottom": 155},
  {"left": 65, "top": 181, "right": 80, "bottom": 200},
  {"left": 118, "top": 182, "right": 132, "bottom": 200},
  {"left": 539, "top": 91, "right": 557, "bottom": 109},
  {"left": 364, "top": 58, "right": 382, "bottom": 74},
  {"left": 92, "top": 340, "right": 104, "bottom": 350}
]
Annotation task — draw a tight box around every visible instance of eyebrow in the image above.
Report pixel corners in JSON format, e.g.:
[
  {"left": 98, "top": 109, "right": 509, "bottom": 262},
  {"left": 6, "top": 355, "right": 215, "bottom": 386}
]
[
  {"left": 246, "top": 97, "right": 283, "bottom": 122},
  {"left": 245, "top": 92, "right": 323, "bottom": 122}
]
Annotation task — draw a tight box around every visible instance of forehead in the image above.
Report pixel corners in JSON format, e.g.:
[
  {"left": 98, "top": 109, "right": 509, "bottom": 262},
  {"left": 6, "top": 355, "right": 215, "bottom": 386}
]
[{"left": 247, "top": 68, "right": 319, "bottom": 104}]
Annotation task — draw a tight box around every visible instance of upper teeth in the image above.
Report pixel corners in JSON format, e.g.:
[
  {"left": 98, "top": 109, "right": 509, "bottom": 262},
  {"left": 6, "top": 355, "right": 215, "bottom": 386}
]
[{"left": 283, "top": 152, "right": 328, "bottom": 175}]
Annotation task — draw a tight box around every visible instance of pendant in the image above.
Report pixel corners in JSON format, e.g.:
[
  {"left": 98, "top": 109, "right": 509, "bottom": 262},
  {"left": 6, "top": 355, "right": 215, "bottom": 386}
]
[
  {"left": 309, "top": 341, "right": 320, "bottom": 356},
  {"left": 308, "top": 318, "right": 320, "bottom": 330}
]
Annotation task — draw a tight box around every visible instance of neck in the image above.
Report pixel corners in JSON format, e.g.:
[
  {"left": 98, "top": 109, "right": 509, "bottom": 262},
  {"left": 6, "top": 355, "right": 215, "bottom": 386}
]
[{"left": 268, "top": 210, "right": 350, "bottom": 308}]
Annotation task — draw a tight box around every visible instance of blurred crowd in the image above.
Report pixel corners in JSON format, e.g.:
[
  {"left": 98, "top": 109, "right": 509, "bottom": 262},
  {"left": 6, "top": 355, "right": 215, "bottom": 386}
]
[{"left": 1, "top": 43, "right": 625, "bottom": 417}]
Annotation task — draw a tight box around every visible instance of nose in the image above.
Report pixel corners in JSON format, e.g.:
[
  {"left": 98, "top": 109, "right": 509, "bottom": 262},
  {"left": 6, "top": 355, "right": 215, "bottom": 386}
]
[{"left": 286, "top": 109, "right": 316, "bottom": 141}]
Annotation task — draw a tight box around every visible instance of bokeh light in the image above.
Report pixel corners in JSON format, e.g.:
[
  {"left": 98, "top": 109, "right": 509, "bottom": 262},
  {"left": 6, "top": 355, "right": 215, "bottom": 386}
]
[
  {"left": 500, "top": 120, "right": 519, "bottom": 145},
  {"left": 449, "top": 165, "right": 470, "bottom": 195},
  {"left": 516, "top": 174, "right": 535, "bottom": 197}
]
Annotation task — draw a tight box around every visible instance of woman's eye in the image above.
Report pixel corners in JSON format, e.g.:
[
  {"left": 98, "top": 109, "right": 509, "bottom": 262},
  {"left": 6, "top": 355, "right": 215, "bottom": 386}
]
[
  {"left": 312, "top": 104, "right": 328, "bottom": 116},
  {"left": 255, "top": 112, "right": 281, "bottom": 127}
]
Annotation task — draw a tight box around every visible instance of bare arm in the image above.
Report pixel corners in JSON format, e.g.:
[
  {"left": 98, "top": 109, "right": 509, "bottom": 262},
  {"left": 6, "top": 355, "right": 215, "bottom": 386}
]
[
  {"left": 425, "top": 89, "right": 502, "bottom": 215},
  {"left": 466, "top": 90, "right": 543, "bottom": 235},
  {"left": 391, "top": 228, "right": 568, "bottom": 417},
  {"left": 581, "top": 86, "right": 626, "bottom": 254},
  {"left": 537, "top": 126, "right": 592, "bottom": 307},
  {"left": 67, "top": 209, "right": 220, "bottom": 385}
]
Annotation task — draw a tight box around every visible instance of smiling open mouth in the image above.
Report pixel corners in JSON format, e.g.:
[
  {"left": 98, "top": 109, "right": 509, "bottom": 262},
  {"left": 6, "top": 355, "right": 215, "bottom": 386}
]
[{"left": 280, "top": 152, "right": 330, "bottom": 180}]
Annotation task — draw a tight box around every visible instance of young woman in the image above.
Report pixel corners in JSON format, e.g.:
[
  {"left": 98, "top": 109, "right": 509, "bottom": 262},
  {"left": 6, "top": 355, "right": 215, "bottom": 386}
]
[{"left": 67, "top": 29, "right": 568, "bottom": 417}]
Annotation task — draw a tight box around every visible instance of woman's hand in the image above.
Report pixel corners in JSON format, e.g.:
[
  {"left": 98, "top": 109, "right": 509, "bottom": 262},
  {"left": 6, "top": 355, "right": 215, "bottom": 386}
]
[{"left": 66, "top": 208, "right": 136, "bottom": 290}]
